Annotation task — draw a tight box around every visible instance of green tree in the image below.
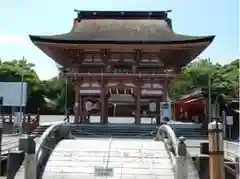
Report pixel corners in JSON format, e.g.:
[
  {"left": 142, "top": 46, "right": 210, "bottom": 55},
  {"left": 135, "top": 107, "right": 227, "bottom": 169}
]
[
  {"left": 169, "top": 58, "right": 239, "bottom": 100},
  {"left": 43, "top": 77, "right": 73, "bottom": 113}
]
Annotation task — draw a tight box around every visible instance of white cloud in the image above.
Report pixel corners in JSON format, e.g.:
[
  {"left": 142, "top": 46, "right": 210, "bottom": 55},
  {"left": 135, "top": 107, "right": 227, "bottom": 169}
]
[{"left": 0, "top": 32, "right": 26, "bottom": 45}]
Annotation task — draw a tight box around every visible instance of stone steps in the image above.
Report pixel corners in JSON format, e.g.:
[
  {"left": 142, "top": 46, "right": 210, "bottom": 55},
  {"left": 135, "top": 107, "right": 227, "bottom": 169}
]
[{"left": 32, "top": 123, "right": 207, "bottom": 139}]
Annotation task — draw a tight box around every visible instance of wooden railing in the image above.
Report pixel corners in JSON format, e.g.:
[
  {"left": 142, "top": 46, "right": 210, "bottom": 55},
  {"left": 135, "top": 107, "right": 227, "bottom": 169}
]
[
  {"left": 22, "top": 113, "right": 40, "bottom": 133},
  {"left": 0, "top": 112, "right": 40, "bottom": 134}
]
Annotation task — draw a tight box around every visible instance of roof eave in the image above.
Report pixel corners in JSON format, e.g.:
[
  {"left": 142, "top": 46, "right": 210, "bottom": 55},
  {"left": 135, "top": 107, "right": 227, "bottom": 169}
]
[{"left": 29, "top": 35, "right": 215, "bottom": 45}]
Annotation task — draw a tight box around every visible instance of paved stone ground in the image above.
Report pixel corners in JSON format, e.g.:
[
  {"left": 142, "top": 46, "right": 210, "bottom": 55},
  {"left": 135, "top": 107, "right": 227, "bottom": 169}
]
[{"left": 41, "top": 139, "right": 176, "bottom": 179}]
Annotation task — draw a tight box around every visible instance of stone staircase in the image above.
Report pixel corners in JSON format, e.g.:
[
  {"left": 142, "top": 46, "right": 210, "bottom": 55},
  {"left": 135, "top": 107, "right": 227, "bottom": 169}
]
[
  {"left": 71, "top": 124, "right": 156, "bottom": 139},
  {"left": 170, "top": 127, "right": 207, "bottom": 139},
  {"left": 32, "top": 123, "right": 207, "bottom": 139},
  {"left": 31, "top": 125, "right": 51, "bottom": 137},
  {"left": 71, "top": 124, "right": 207, "bottom": 139}
]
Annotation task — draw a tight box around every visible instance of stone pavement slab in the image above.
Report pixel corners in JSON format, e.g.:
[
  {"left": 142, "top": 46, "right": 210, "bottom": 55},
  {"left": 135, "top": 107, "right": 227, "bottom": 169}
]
[{"left": 40, "top": 138, "right": 175, "bottom": 179}]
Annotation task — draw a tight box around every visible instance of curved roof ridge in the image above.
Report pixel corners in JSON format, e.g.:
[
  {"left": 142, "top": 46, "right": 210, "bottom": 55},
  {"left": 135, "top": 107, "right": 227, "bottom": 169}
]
[{"left": 73, "top": 9, "right": 172, "bottom": 20}]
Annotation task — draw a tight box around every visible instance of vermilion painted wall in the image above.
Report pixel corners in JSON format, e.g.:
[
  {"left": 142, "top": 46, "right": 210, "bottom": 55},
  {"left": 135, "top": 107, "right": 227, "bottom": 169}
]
[{"left": 174, "top": 100, "right": 206, "bottom": 123}]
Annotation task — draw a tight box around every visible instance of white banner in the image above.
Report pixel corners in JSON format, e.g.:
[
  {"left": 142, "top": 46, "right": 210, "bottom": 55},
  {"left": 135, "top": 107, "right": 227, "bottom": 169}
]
[{"left": 226, "top": 116, "right": 233, "bottom": 125}]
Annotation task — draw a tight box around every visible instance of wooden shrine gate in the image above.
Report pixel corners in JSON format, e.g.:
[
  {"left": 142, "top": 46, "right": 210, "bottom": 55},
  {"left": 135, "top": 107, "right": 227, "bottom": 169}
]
[
  {"left": 66, "top": 72, "right": 174, "bottom": 124},
  {"left": 29, "top": 10, "right": 214, "bottom": 124}
]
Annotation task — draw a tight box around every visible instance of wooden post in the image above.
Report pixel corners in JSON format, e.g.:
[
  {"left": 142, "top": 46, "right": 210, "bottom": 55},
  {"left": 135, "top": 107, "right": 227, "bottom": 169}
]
[
  {"left": 135, "top": 93, "right": 141, "bottom": 125},
  {"left": 156, "top": 99, "right": 160, "bottom": 124},
  {"left": 36, "top": 108, "right": 40, "bottom": 125},
  {"left": 100, "top": 90, "right": 106, "bottom": 124},
  {"left": 79, "top": 96, "right": 84, "bottom": 123},
  {"left": 163, "top": 78, "right": 168, "bottom": 101},
  {"left": 135, "top": 82, "right": 141, "bottom": 125},
  {"left": 104, "top": 95, "right": 109, "bottom": 124},
  {"left": 208, "top": 120, "right": 225, "bottom": 179}
]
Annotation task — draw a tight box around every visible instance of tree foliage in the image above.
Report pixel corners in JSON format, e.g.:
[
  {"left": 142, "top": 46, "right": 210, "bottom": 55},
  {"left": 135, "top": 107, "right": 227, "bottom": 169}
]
[
  {"left": 169, "top": 58, "right": 239, "bottom": 99},
  {"left": 0, "top": 58, "right": 238, "bottom": 113}
]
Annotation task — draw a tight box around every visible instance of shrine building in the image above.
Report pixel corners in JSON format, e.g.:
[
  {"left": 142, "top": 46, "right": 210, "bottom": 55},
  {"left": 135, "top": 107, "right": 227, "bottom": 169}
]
[{"left": 29, "top": 10, "right": 214, "bottom": 124}]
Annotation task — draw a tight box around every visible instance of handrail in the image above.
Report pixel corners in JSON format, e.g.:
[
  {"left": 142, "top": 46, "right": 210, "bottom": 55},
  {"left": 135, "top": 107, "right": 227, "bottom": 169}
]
[
  {"left": 224, "top": 141, "right": 239, "bottom": 161},
  {"left": 156, "top": 124, "right": 179, "bottom": 155},
  {"left": 35, "top": 122, "right": 72, "bottom": 179},
  {"left": 35, "top": 122, "right": 64, "bottom": 161},
  {"left": 156, "top": 124, "right": 200, "bottom": 179}
]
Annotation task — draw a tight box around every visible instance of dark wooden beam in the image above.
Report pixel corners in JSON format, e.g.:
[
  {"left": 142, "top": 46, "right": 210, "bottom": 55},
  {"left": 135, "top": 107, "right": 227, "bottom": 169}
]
[{"left": 65, "top": 72, "right": 176, "bottom": 78}]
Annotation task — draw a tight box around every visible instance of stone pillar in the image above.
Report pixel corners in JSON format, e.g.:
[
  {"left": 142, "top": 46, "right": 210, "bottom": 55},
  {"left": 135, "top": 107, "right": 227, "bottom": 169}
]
[
  {"left": 175, "top": 137, "right": 188, "bottom": 179},
  {"left": 200, "top": 142, "right": 209, "bottom": 155},
  {"left": 19, "top": 135, "right": 36, "bottom": 179},
  {"left": 196, "top": 154, "right": 209, "bottom": 179},
  {"left": 74, "top": 85, "right": 79, "bottom": 124},
  {"left": 208, "top": 120, "right": 225, "bottom": 179},
  {"left": 196, "top": 142, "right": 210, "bottom": 179},
  {"left": 235, "top": 156, "right": 240, "bottom": 178},
  {"left": 7, "top": 150, "right": 25, "bottom": 179}
]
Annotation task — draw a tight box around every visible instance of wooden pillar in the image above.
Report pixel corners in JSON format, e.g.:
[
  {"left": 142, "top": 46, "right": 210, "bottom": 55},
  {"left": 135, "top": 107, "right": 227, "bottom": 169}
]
[
  {"left": 163, "top": 78, "right": 168, "bottom": 101},
  {"left": 135, "top": 82, "right": 141, "bottom": 125},
  {"left": 208, "top": 120, "right": 225, "bottom": 179},
  {"left": 100, "top": 76, "right": 107, "bottom": 124},
  {"left": 103, "top": 95, "right": 108, "bottom": 124},
  {"left": 74, "top": 85, "right": 79, "bottom": 124},
  {"left": 134, "top": 50, "right": 141, "bottom": 125},
  {"left": 79, "top": 96, "right": 84, "bottom": 123},
  {"left": 156, "top": 99, "right": 160, "bottom": 123},
  {"left": 100, "top": 91, "right": 106, "bottom": 124}
]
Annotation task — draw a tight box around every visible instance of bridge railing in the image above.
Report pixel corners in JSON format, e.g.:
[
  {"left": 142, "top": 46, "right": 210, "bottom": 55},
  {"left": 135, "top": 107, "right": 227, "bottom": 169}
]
[
  {"left": 224, "top": 140, "right": 240, "bottom": 161},
  {"left": 36, "top": 122, "right": 71, "bottom": 178},
  {"left": 156, "top": 124, "right": 200, "bottom": 179}
]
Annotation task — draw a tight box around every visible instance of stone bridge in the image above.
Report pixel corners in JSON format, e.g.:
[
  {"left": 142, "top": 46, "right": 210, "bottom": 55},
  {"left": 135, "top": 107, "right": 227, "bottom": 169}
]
[
  {"left": 2, "top": 123, "right": 239, "bottom": 179},
  {"left": 8, "top": 123, "right": 199, "bottom": 179}
]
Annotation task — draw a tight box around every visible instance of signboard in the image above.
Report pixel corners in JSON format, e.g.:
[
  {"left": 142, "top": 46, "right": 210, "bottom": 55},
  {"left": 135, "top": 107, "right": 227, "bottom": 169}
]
[
  {"left": 14, "top": 112, "right": 22, "bottom": 126},
  {"left": 149, "top": 102, "right": 156, "bottom": 112},
  {"left": 94, "top": 167, "right": 113, "bottom": 177},
  {"left": 85, "top": 101, "right": 92, "bottom": 111},
  {"left": 0, "top": 82, "right": 27, "bottom": 106},
  {"left": 226, "top": 116, "right": 233, "bottom": 125}
]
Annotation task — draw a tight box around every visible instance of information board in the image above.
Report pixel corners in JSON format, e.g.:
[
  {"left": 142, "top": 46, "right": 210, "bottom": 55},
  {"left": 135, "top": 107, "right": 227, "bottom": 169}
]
[
  {"left": 94, "top": 167, "right": 113, "bottom": 177},
  {"left": 226, "top": 116, "right": 233, "bottom": 125},
  {"left": 149, "top": 102, "right": 156, "bottom": 112},
  {"left": 0, "top": 82, "right": 27, "bottom": 106}
]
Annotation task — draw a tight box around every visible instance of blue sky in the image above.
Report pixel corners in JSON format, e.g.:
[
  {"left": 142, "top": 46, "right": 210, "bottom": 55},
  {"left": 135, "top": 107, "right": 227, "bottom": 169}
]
[{"left": 0, "top": 0, "right": 239, "bottom": 80}]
